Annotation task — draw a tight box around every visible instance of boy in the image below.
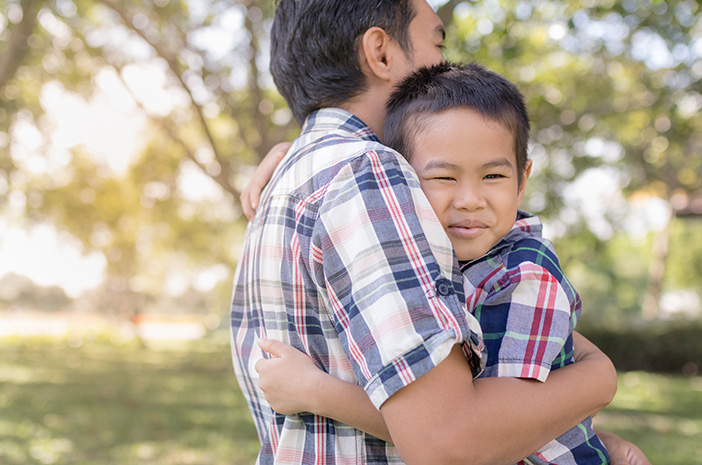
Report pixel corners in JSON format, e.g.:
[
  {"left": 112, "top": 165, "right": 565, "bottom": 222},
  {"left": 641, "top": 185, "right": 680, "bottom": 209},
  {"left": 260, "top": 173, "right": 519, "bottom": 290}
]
[{"left": 256, "top": 62, "right": 611, "bottom": 464}]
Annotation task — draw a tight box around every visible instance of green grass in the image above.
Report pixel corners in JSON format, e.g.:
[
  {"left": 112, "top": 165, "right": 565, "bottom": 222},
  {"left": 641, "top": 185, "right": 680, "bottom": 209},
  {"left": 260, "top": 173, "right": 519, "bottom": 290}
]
[
  {"left": 1, "top": 335, "right": 700, "bottom": 464},
  {"left": 596, "top": 371, "right": 702, "bottom": 464},
  {"left": 0, "top": 334, "right": 259, "bottom": 465}
]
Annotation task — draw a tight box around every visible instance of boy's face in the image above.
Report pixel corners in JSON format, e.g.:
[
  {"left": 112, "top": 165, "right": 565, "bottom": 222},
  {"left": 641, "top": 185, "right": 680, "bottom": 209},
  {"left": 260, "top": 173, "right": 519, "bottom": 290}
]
[{"left": 410, "top": 108, "right": 531, "bottom": 262}]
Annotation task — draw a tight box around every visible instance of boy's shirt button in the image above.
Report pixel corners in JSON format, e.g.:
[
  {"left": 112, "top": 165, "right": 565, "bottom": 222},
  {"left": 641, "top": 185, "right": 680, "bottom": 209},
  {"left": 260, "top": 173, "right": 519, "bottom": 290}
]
[{"left": 436, "top": 280, "right": 451, "bottom": 296}]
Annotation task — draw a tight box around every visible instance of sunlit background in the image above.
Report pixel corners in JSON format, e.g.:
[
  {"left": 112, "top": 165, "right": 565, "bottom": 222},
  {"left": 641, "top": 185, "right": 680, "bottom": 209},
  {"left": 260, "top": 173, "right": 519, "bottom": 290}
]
[{"left": 1, "top": 0, "right": 701, "bottom": 464}]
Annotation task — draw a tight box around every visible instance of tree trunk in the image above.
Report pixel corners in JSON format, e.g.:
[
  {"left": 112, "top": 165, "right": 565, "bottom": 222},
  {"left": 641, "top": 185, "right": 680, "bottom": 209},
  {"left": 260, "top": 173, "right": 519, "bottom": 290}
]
[
  {"left": 0, "top": 0, "right": 41, "bottom": 90},
  {"left": 641, "top": 201, "right": 676, "bottom": 319}
]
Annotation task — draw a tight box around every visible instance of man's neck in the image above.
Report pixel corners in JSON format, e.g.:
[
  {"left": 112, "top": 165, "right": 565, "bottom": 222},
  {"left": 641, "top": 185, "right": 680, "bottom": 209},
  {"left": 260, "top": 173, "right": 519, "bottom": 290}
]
[{"left": 340, "top": 85, "right": 390, "bottom": 142}]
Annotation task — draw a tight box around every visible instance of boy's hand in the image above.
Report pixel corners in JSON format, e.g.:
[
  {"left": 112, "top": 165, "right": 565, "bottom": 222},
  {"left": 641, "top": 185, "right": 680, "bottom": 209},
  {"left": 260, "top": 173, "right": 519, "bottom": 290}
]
[
  {"left": 255, "top": 338, "right": 323, "bottom": 415},
  {"left": 240, "top": 142, "right": 291, "bottom": 221},
  {"left": 596, "top": 430, "right": 652, "bottom": 465}
]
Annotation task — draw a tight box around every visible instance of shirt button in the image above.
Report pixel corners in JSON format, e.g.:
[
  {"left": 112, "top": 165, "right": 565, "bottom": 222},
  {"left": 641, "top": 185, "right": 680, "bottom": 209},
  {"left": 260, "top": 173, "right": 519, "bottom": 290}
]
[{"left": 436, "top": 280, "right": 451, "bottom": 297}]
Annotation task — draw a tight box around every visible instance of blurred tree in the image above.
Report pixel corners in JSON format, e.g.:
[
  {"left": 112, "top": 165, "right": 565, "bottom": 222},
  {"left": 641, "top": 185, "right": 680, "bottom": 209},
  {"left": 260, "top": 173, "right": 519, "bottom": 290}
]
[
  {"left": 1, "top": 0, "right": 700, "bottom": 322},
  {"left": 443, "top": 0, "right": 701, "bottom": 320},
  {"left": 0, "top": 0, "right": 297, "bottom": 319},
  {"left": 0, "top": 272, "right": 72, "bottom": 311}
]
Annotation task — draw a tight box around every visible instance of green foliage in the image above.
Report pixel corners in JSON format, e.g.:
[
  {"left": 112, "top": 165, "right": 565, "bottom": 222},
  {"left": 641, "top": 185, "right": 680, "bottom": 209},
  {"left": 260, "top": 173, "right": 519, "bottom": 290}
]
[
  {"left": 581, "top": 321, "right": 702, "bottom": 374},
  {"left": 665, "top": 219, "right": 702, "bottom": 289},
  {"left": 555, "top": 228, "right": 651, "bottom": 326},
  {"left": 445, "top": 0, "right": 701, "bottom": 223},
  {"left": 553, "top": 216, "right": 702, "bottom": 327}
]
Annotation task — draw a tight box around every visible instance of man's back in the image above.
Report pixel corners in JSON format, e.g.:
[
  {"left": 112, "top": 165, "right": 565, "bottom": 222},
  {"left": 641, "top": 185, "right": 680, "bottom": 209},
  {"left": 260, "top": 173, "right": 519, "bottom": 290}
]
[{"left": 231, "top": 108, "right": 483, "bottom": 464}]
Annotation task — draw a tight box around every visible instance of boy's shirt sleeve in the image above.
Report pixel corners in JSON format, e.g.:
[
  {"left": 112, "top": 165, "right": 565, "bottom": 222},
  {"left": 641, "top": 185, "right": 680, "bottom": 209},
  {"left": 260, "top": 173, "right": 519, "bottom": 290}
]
[
  {"left": 312, "top": 150, "right": 485, "bottom": 408},
  {"left": 473, "top": 259, "right": 577, "bottom": 383}
]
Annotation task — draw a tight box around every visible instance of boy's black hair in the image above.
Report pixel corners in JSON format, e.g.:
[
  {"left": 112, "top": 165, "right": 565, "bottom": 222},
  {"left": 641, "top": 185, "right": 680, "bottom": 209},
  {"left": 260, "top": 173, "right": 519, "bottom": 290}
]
[
  {"left": 271, "top": 0, "right": 416, "bottom": 125},
  {"left": 384, "top": 62, "right": 531, "bottom": 183}
]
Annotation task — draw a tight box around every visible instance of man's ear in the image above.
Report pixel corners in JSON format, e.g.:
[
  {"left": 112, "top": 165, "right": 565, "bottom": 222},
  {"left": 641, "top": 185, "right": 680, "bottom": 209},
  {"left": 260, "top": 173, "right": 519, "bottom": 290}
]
[{"left": 359, "top": 27, "right": 395, "bottom": 82}]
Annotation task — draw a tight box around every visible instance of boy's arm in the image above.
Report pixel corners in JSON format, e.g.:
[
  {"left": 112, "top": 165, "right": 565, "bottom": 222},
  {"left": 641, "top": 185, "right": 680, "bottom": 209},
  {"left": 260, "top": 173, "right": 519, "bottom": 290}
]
[{"left": 240, "top": 142, "right": 291, "bottom": 220}]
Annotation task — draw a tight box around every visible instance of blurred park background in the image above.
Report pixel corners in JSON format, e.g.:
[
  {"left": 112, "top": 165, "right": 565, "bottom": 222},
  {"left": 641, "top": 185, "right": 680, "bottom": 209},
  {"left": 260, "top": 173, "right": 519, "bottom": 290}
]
[{"left": 0, "top": 0, "right": 701, "bottom": 463}]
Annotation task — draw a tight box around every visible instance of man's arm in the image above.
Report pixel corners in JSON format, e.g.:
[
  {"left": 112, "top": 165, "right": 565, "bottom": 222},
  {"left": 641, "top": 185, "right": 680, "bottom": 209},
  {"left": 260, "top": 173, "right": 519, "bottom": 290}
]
[
  {"left": 257, "top": 337, "right": 650, "bottom": 465},
  {"left": 381, "top": 340, "right": 617, "bottom": 465},
  {"left": 256, "top": 334, "right": 609, "bottom": 447}
]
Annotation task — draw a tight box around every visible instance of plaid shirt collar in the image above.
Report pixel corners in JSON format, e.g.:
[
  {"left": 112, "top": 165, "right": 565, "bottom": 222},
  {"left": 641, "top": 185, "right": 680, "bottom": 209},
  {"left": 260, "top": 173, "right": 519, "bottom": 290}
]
[
  {"left": 302, "top": 108, "right": 381, "bottom": 143},
  {"left": 461, "top": 211, "right": 541, "bottom": 271}
]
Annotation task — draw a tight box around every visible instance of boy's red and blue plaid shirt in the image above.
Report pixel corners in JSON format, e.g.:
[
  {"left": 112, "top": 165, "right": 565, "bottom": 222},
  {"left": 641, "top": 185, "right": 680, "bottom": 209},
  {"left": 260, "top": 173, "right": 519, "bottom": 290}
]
[
  {"left": 461, "top": 211, "right": 610, "bottom": 465},
  {"left": 230, "top": 108, "right": 486, "bottom": 465}
]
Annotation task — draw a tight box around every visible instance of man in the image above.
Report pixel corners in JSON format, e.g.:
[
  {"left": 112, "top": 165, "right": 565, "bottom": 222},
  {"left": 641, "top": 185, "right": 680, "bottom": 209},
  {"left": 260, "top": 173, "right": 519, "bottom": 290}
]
[{"left": 231, "top": 1, "right": 637, "bottom": 464}]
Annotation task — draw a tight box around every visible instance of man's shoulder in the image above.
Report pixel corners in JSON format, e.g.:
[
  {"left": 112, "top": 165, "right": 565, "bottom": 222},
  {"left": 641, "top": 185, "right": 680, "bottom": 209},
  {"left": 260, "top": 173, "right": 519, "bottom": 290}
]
[
  {"left": 293, "top": 107, "right": 404, "bottom": 167},
  {"left": 281, "top": 130, "right": 412, "bottom": 200},
  {"left": 292, "top": 129, "right": 397, "bottom": 163}
]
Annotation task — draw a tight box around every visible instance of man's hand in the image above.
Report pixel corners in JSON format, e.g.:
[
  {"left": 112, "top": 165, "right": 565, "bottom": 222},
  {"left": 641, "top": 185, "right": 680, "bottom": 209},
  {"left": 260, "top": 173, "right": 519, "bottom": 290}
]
[
  {"left": 240, "top": 142, "right": 292, "bottom": 220},
  {"left": 596, "top": 430, "right": 652, "bottom": 465}
]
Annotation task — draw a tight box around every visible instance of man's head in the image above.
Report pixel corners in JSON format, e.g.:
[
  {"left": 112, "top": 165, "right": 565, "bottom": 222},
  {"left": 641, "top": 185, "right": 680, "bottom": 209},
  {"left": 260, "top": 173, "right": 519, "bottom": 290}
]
[
  {"left": 384, "top": 62, "right": 533, "bottom": 261},
  {"left": 271, "top": 0, "right": 445, "bottom": 125}
]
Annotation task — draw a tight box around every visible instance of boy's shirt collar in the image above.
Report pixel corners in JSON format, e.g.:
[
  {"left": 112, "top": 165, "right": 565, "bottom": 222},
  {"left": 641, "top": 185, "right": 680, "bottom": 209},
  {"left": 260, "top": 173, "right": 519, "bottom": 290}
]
[{"left": 459, "top": 210, "right": 541, "bottom": 270}]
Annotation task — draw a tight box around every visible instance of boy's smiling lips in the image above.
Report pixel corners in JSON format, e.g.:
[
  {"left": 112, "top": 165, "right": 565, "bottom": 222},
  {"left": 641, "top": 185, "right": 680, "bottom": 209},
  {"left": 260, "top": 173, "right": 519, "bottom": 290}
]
[{"left": 447, "top": 219, "right": 488, "bottom": 238}]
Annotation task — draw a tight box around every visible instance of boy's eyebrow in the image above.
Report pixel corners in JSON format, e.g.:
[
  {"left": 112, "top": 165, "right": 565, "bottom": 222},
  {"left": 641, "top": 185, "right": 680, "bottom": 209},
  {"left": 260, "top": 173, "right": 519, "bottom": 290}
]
[
  {"left": 422, "top": 160, "right": 460, "bottom": 171},
  {"left": 422, "top": 157, "right": 515, "bottom": 172},
  {"left": 482, "top": 157, "right": 514, "bottom": 169}
]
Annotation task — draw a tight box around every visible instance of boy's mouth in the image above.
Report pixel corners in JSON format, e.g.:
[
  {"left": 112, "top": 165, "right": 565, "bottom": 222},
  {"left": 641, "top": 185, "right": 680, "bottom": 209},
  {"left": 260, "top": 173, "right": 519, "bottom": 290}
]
[{"left": 447, "top": 220, "right": 487, "bottom": 238}]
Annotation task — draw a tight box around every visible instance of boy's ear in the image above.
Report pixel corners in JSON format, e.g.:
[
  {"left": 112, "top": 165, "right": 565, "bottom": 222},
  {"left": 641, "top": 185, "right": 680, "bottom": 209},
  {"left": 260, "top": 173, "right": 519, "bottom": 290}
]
[
  {"left": 359, "top": 27, "right": 395, "bottom": 82},
  {"left": 517, "top": 159, "right": 533, "bottom": 202}
]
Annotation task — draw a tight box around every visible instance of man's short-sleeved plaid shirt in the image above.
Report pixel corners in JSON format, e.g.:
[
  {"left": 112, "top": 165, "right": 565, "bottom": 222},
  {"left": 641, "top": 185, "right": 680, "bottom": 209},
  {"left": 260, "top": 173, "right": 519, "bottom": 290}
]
[
  {"left": 461, "top": 212, "right": 609, "bottom": 465},
  {"left": 230, "top": 108, "right": 485, "bottom": 465}
]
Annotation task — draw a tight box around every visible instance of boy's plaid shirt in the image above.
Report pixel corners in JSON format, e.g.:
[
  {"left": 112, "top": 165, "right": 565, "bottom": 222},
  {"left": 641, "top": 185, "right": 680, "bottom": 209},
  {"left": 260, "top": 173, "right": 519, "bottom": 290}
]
[
  {"left": 461, "top": 212, "right": 609, "bottom": 465},
  {"left": 230, "top": 108, "right": 485, "bottom": 465}
]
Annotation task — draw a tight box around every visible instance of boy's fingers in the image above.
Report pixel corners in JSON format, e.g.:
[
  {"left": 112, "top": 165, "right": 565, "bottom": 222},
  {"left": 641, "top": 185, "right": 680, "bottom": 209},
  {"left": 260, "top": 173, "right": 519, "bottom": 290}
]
[
  {"left": 248, "top": 181, "right": 262, "bottom": 210},
  {"left": 240, "top": 191, "right": 255, "bottom": 220},
  {"left": 257, "top": 337, "right": 294, "bottom": 358},
  {"left": 241, "top": 142, "right": 291, "bottom": 222}
]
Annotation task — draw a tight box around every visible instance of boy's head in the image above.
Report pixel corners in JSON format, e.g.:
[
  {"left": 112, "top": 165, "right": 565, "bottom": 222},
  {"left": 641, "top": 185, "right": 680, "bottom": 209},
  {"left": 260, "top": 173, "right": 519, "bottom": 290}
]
[
  {"left": 385, "top": 62, "right": 533, "bottom": 261},
  {"left": 270, "top": 0, "right": 445, "bottom": 125}
]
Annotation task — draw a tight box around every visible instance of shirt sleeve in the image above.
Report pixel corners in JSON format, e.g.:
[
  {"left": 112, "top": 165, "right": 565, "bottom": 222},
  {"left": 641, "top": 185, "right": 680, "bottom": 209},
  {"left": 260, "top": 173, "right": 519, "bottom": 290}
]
[
  {"left": 478, "top": 261, "right": 576, "bottom": 382},
  {"left": 313, "top": 150, "right": 485, "bottom": 408}
]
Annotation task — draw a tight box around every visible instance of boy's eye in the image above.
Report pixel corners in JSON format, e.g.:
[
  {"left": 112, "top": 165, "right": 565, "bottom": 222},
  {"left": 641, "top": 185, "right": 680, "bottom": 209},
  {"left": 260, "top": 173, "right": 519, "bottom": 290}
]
[
  {"left": 485, "top": 174, "right": 506, "bottom": 180},
  {"left": 433, "top": 176, "right": 455, "bottom": 181}
]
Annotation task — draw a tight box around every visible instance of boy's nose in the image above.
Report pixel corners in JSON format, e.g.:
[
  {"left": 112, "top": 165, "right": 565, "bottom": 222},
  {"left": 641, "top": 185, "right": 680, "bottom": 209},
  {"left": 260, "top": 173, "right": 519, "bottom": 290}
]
[{"left": 453, "top": 185, "right": 486, "bottom": 211}]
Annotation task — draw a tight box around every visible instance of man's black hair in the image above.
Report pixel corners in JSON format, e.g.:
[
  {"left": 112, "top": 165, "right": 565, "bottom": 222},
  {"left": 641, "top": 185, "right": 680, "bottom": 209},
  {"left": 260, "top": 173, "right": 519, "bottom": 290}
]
[
  {"left": 384, "top": 62, "right": 531, "bottom": 183},
  {"left": 271, "top": 0, "right": 416, "bottom": 125}
]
